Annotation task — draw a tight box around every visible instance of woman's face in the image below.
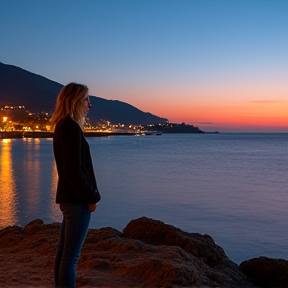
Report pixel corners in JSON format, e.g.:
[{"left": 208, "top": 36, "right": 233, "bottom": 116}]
[{"left": 82, "top": 92, "right": 92, "bottom": 116}]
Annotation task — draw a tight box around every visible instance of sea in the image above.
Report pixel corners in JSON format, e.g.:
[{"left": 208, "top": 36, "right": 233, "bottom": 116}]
[{"left": 0, "top": 133, "right": 287, "bottom": 265}]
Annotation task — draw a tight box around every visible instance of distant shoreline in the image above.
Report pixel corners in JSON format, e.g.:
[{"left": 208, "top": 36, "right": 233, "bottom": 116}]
[
  {"left": 0, "top": 131, "right": 136, "bottom": 139},
  {"left": 0, "top": 130, "right": 216, "bottom": 139}
]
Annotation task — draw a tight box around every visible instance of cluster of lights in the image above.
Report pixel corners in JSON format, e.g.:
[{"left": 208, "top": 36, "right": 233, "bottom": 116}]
[
  {"left": 0, "top": 106, "right": 169, "bottom": 133},
  {"left": 1, "top": 105, "right": 26, "bottom": 110}
]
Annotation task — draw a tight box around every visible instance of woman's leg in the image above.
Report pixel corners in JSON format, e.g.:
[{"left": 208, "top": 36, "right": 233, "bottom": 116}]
[
  {"left": 58, "top": 203, "right": 91, "bottom": 288},
  {"left": 54, "top": 215, "right": 66, "bottom": 287}
]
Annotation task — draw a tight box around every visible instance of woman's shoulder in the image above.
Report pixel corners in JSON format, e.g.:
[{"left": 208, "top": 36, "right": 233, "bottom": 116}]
[{"left": 55, "top": 115, "right": 81, "bottom": 134}]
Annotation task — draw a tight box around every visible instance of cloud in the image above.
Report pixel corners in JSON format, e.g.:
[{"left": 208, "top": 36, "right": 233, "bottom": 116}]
[
  {"left": 249, "top": 100, "right": 285, "bottom": 103},
  {"left": 196, "top": 122, "right": 214, "bottom": 125}
]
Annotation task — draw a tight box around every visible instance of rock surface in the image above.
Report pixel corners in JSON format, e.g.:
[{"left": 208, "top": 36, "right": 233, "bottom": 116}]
[
  {"left": 0, "top": 217, "right": 257, "bottom": 287},
  {"left": 239, "top": 257, "right": 288, "bottom": 288}
]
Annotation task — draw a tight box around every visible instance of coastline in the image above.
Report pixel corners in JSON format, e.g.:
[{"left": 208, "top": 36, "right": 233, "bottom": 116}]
[
  {"left": 0, "top": 130, "right": 213, "bottom": 139},
  {"left": 0, "top": 131, "right": 135, "bottom": 139}
]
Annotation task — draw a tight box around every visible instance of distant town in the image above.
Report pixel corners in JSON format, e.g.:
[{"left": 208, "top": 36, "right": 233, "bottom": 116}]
[{"left": 0, "top": 105, "right": 205, "bottom": 138}]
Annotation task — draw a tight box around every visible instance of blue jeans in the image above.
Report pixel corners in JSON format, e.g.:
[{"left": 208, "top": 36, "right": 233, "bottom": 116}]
[{"left": 54, "top": 203, "right": 91, "bottom": 288}]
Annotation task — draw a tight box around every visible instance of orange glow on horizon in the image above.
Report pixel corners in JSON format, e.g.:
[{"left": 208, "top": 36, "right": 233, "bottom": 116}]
[
  {"left": 145, "top": 99, "right": 287, "bottom": 129},
  {"left": 93, "top": 82, "right": 287, "bottom": 132},
  {"left": 94, "top": 80, "right": 287, "bottom": 128}
]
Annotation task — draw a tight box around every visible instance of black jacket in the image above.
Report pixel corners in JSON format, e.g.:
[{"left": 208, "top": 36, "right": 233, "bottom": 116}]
[{"left": 53, "top": 115, "right": 100, "bottom": 204}]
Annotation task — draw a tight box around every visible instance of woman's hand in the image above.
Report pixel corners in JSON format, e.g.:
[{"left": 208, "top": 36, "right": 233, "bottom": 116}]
[{"left": 88, "top": 203, "right": 97, "bottom": 212}]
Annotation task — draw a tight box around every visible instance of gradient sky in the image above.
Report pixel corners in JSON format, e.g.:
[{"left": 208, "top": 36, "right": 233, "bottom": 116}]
[{"left": 0, "top": 0, "right": 287, "bottom": 132}]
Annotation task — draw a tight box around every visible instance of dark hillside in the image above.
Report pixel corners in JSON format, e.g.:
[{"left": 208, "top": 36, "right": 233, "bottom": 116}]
[
  {"left": 0, "top": 62, "right": 168, "bottom": 125},
  {"left": 0, "top": 62, "right": 62, "bottom": 112}
]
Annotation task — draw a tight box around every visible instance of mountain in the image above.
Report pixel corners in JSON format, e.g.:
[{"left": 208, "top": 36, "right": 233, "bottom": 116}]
[{"left": 0, "top": 62, "right": 168, "bottom": 125}]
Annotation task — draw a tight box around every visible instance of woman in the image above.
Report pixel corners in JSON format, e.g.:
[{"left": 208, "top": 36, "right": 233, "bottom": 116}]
[{"left": 50, "top": 82, "right": 101, "bottom": 288}]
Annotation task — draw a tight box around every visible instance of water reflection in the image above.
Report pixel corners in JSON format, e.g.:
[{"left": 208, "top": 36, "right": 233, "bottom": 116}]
[
  {"left": 0, "top": 138, "right": 62, "bottom": 228},
  {"left": 0, "top": 139, "right": 18, "bottom": 227},
  {"left": 0, "top": 134, "right": 287, "bottom": 265},
  {"left": 50, "top": 160, "right": 61, "bottom": 222},
  {"left": 23, "top": 138, "right": 41, "bottom": 214}
]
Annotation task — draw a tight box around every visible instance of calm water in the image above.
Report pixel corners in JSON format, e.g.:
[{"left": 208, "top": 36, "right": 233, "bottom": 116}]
[{"left": 0, "top": 133, "right": 287, "bottom": 264}]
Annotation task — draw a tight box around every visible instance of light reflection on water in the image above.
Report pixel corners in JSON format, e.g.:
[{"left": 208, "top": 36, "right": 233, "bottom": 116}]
[
  {"left": 0, "top": 139, "right": 18, "bottom": 227},
  {"left": 22, "top": 138, "right": 41, "bottom": 215},
  {"left": 0, "top": 138, "right": 62, "bottom": 228},
  {"left": 49, "top": 162, "right": 60, "bottom": 222}
]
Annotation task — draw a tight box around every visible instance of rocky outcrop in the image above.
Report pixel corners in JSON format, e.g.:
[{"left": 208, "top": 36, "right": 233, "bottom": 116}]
[
  {"left": 239, "top": 257, "right": 288, "bottom": 288},
  {"left": 0, "top": 217, "right": 256, "bottom": 287},
  {"left": 122, "top": 217, "right": 251, "bottom": 287}
]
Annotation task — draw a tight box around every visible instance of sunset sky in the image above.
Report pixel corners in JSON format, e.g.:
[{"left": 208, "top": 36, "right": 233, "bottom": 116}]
[{"left": 0, "top": 0, "right": 287, "bottom": 132}]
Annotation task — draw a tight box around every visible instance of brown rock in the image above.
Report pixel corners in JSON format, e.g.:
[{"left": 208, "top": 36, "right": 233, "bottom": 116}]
[
  {"left": 0, "top": 225, "right": 24, "bottom": 248},
  {"left": 0, "top": 217, "right": 256, "bottom": 288},
  {"left": 239, "top": 256, "right": 288, "bottom": 287},
  {"left": 122, "top": 217, "right": 252, "bottom": 287},
  {"left": 123, "top": 217, "right": 227, "bottom": 266},
  {"left": 23, "top": 218, "right": 44, "bottom": 235}
]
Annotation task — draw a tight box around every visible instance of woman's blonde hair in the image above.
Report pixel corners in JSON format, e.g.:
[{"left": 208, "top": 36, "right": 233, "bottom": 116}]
[{"left": 50, "top": 82, "right": 88, "bottom": 130}]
